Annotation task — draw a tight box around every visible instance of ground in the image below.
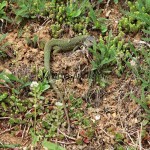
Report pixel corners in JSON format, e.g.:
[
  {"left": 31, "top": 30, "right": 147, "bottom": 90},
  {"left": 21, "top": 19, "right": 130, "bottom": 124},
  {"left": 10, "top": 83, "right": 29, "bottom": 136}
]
[{"left": 0, "top": 1, "right": 150, "bottom": 150}]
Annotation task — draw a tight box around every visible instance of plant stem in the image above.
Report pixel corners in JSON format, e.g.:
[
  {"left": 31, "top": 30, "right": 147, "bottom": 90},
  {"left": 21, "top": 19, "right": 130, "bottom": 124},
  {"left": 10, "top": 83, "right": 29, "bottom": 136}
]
[{"left": 34, "top": 96, "right": 37, "bottom": 134}]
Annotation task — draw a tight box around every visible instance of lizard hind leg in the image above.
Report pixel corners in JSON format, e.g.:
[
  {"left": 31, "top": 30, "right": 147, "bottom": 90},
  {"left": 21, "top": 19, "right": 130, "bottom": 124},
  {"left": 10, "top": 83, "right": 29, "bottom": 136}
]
[{"left": 53, "top": 46, "right": 62, "bottom": 55}]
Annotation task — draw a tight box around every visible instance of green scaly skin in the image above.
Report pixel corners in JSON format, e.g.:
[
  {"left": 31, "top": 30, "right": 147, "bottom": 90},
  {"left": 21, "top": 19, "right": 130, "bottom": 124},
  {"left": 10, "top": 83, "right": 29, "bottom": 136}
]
[
  {"left": 44, "top": 35, "right": 89, "bottom": 73},
  {"left": 44, "top": 35, "right": 92, "bottom": 132}
]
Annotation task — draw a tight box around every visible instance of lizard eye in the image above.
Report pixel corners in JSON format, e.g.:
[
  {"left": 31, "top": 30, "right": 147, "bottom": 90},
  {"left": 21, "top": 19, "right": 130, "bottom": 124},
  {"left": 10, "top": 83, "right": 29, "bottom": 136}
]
[{"left": 84, "top": 36, "right": 95, "bottom": 47}]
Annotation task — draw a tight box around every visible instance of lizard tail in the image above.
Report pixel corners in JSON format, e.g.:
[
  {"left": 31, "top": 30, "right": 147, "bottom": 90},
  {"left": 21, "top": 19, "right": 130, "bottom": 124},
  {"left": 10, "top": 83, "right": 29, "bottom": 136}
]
[{"left": 44, "top": 40, "right": 52, "bottom": 73}]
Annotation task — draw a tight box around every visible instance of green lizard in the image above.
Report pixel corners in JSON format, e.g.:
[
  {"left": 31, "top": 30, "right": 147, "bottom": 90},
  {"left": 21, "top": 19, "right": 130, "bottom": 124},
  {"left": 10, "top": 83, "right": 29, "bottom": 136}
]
[
  {"left": 44, "top": 35, "right": 94, "bottom": 73},
  {"left": 44, "top": 35, "right": 94, "bottom": 132}
]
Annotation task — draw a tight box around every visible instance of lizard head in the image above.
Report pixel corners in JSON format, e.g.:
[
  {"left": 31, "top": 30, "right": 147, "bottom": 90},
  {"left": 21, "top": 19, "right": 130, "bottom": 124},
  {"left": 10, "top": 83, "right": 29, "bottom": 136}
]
[{"left": 84, "top": 36, "right": 95, "bottom": 47}]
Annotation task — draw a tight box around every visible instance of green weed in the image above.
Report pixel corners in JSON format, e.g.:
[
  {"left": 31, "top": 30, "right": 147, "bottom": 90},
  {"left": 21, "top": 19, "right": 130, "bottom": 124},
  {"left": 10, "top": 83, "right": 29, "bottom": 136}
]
[
  {"left": 66, "top": 0, "right": 88, "bottom": 22},
  {"left": 12, "top": 0, "right": 47, "bottom": 24},
  {"left": 142, "top": 29, "right": 150, "bottom": 42},
  {"left": 0, "top": 34, "right": 10, "bottom": 58},
  {"left": 42, "top": 139, "right": 65, "bottom": 150},
  {"left": 119, "top": 0, "right": 150, "bottom": 33},
  {"left": 69, "top": 96, "right": 94, "bottom": 127},
  {"left": 0, "top": 143, "right": 20, "bottom": 149},
  {"left": 29, "top": 81, "right": 50, "bottom": 133},
  {"left": 30, "top": 132, "right": 65, "bottom": 149},
  {"left": 126, "top": 44, "right": 150, "bottom": 90},
  {"left": 88, "top": 31, "right": 116, "bottom": 87},
  {"left": 0, "top": 0, "right": 108, "bottom": 36},
  {"left": 0, "top": 71, "right": 30, "bottom": 94},
  {"left": 0, "top": 1, "right": 8, "bottom": 20},
  {"left": 126, "top": 41, "right": 150, "bottom": 121},
  {"left": 88, "top": 5, "right": 107, "bottom": 33},
  {"left": 131, "top": 89, "right": 150, "bottom": 120}
]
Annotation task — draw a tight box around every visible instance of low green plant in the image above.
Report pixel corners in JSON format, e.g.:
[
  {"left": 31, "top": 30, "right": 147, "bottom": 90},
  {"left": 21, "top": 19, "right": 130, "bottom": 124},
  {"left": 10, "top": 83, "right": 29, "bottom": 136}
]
[
  {"left": 88, "top": 31, "right": 117, "bottom": 87},
  {"left": 30, "top": 132, "right": 65, "bottom": 149},
  {"left": 142, "top": 29, "right": 150, "bottom": 42},
  {"left": 25, "top": 34, "right": 39, "bottom": 48},
  {"left": 0, "top": 34, "right": 10, "bottom": 58},
  {"left": 131, "top": 89, "right": 150, "bottom": 121},
  {"left": 50, "top": 23, "right": 62, "bottom": 38},
  {"left": 0, "top": 71, "right": 31, "bottom": 94},
  {"left": 0, "top": 1, "right": 8, "bottom": 20},
  {"left": 126, "top": 44, "right": 150, "bottom": 90},
  {"left": 115, "top": 133, "right": 125, "bottom": 143},
  {"left": 125, "top": 41, "right": 150, "bottom": 121},
  {"left": 88, "top": 5, "right": 107, "bottom": 33},
  {"left": 12, "top": 0, "right": 47, "bottom": 24},
  {"left": 118, "top": 0, "right": 150, "bottom": 33},
  {"left": 114, "top": 0, "right": 118, "bottom": 4},
  {"left": 41, "top": 102, "right": 64, "bottom": 138},
  {"left": 66, "top": 0, "right": 88, "bottom": 22},
  {"left": 0, "top": 143, "right": 20, "bottom": 149},
  {"left": 29, "top": 81, "right": 50, "bottom": 133},
  {"left": 0, "top": 72, "right": 50, "bottom": 124},
  {"left": 47, "top": 0, "right": 107, "bottom": 37},
  {"left": 69, "top": 96, "right": 93, "bottom": 127},
  {"left": 48, "top": 0, "right": 89, "bottom": 36},
  {"left": 42, "top": 139, "right": 65, "bottom": 150},
  {"left": 129, "top": 0, "right": 150, "bottom": 42},
  {"left": 88, "top": 31, "right": 137, "bottom": 85},
  {"left": 92, "top": 0, "right": 119, "bottom": 5}
]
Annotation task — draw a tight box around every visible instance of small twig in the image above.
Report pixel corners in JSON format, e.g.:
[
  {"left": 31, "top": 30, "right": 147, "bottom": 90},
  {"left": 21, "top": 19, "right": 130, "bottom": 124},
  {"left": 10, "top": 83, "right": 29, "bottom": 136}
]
[
  {"left": 106, "top": 0, "right": 111, "bottom": 8},
  {"left": 100, "top": 128, "right": 113, "bottom": 138},
  {"left": 58, "top": 129, "right": 76, "bottom": 141},
  {"left": 22, "top": 125, "right": 27, "bottom": 141},
  {"left": 134, "top": 40, "right": 150, "bottom": 48},
  {"left": 126, "top": 132, "right": 137, "bottom": 147},
  {"left": 0, "top": 117, "right": 10, "bottom": 119},
  {"left": 137, "top": 124, "right": 142, "bottom": 150},
  {"left": 0, "top": 127, "right": 15, "bottom": 135}
]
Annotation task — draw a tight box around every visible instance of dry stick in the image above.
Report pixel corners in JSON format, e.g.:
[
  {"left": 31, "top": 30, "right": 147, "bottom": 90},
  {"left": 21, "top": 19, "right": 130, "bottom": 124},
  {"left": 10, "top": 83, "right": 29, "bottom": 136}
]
[
  {"left": 138, "top": 124, "right": 142, "bottom": 150},
  {"left": 126, "top": 132, "right": 137, "bottom": 147},
  {"left": 0, "top": 127, "right": 15, "bottom": 135},
  {"left": 0, "top": 117, "right": 10, "bottom": 119},
  {"left": 49, "top": 78, "right": 71, "bottom": 133},
  {"left": 100, "top": 128, "right": 113, "bottom": 138},
  {"left": 22, "top": 125, "right": 27, "bottom": 141},
  {"left": 57, "top": 129, "right": 76, "bottom": 141},
  {"left": 106, "top": 0, "right": 111, "bottom": 8}
]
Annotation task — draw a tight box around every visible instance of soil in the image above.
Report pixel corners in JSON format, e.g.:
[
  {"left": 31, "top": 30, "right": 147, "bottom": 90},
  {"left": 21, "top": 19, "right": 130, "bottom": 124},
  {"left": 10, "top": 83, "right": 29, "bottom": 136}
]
[{"left": 0, "top": 2, "right": 149, "bottom": 150}]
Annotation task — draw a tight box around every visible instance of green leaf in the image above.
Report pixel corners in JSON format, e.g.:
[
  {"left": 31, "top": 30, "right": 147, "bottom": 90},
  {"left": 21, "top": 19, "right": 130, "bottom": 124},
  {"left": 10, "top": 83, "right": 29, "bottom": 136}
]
[
  {"left": 31, "top": 132, "right": 40, "bottom": 147},
  {"left": 142, "top": 37, "right": 150, "bottom": 42},
  {"left": 42, "top": 140, "right": 65, "bottom": 150},
  {"left": 98, "top": 0, "right": 103, "bottom": 3},
  {"left": 100, "top": 25, "right": 107, "bottom": 33},
  {"left": 6, "top": 73, "right": 23, "bottom": 83},
  {"left": 0, "top": 143, "right": 20, "bottom": 149},
  {"left": 0, "top": 1, "right": 7, "bottom": 10},
  {"left": 142, "top": 119, "right": 149, "bottom": 126},
  {"left": 41, "top": 84, "right": 50, "bottom": 93},
  {"left": 114, "top": 0, "right": 118, "bottom": 4},
  {"left": 115, "top": 133, "right": 124, "bottom": 142},
  {"left": 0, "top": 93, "right": 8, "bottom": 101},
  {"left": 71, "top": 9, "right": 81, "bottom": 18},
  {"left": 131, "top": 94, "right": 150, "bottom": 114},
  {"left": 1, "top": 102, "right": 7, "bottom": 111},
  {"left": 0, "top": 33, "right": 7, "bottom": 42}
]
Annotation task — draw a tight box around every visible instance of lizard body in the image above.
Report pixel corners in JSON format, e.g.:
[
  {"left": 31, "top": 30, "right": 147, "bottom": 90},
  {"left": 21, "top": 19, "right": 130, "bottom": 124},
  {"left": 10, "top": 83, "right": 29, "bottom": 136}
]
[{"left": 44, "top": 35, "right": 90, "bottom": 73}]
